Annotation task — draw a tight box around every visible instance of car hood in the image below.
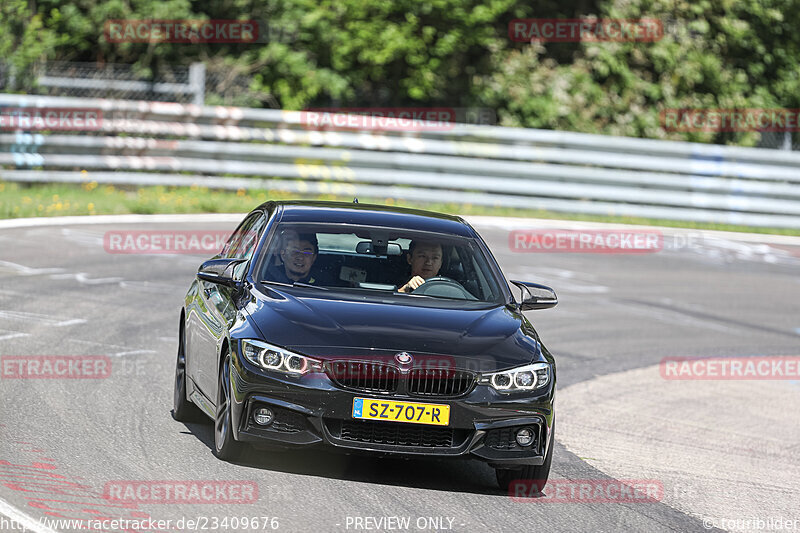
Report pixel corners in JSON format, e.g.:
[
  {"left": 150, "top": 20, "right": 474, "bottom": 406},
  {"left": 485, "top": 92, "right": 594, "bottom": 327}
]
[{"left": 243, "top": 287, "right": 543, "bottom": 371}]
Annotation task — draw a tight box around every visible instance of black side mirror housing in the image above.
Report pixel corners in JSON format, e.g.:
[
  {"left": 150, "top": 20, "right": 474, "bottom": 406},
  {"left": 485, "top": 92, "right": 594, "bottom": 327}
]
[
  {"left": 197, "top": 258, "right": 247, "bottom": 287},
  {"left": 509, "top": 280, "right": 558, "bottom": 310}
]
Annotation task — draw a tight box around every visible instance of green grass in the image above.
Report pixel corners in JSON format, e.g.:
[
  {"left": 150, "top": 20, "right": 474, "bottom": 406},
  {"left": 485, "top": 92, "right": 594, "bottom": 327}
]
[{"left": 1, "top": 180, "right": 798, "bottom": 236}]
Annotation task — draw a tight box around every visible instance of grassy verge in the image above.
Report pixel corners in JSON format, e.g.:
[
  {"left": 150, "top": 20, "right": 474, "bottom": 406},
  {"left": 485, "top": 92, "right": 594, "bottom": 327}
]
[{"left": 1, "top": 180, "right": 798, "bottom": 236}]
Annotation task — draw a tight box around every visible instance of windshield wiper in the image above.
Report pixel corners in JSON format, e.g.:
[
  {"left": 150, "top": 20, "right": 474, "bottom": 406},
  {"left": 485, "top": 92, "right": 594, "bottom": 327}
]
[
  {"left": 292, "top": 281, "right": 328, "bottom": 290},
  {"left": 261, "top": 280, "right": 329, "bottom": 290}
]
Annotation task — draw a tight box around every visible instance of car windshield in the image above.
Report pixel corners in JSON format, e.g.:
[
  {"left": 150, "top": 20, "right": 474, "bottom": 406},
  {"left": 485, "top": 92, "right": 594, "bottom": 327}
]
[{"left": 257, "top": 222, "right": 505, "bottom": 304}]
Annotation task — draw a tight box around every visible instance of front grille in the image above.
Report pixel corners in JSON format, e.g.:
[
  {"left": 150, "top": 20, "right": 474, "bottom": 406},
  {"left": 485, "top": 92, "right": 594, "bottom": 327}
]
[
  {"left": 485, "top": 426, "right": 540, "bottom": 451},
  {"left": 326, "top": 361, "right": 399, "bottom": 393},
  {"left": 407, "top": 368, "right": 476, "bottom": 397},
  {"left": 335, "top": 419, "right": 459, "bottom": 448},
  {"left": 326, "top": 360, "right": 476, "bottom": 397}
]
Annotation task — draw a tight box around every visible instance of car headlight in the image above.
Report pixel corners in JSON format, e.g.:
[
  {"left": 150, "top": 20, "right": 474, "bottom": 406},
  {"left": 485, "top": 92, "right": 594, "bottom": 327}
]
[
  {"left": 241, "top": 339, "right": 322, "bottom": 375},
  {"left": 478, "top": 362, "right": 550, "bottom": 392}
]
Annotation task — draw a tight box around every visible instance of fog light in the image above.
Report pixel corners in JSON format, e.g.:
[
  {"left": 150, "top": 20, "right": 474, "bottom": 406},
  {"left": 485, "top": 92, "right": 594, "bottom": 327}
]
[
  {"left": 253, "top": 407, "right": 274, "bottom": 426},
  {"left": 515, "top": 427, "right": 534, "bottom": 447}
]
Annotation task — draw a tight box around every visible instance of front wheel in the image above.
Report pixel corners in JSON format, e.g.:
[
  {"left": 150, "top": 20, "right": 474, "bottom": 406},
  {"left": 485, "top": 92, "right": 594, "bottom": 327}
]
[
  {"left": 172, "top": 319, "right": 204, "bottom": 422},
  {"left": 496, "top": 423, "right": 554, "bottom": 494},
  {"left": 213, "top": 354, "right": 245, "bottom": 461}
]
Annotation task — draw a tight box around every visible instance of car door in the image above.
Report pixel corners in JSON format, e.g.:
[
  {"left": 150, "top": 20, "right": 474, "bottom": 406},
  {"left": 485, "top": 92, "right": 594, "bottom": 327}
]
[{"left": 191, "top": 212, "right": 267, "bottom": 400}]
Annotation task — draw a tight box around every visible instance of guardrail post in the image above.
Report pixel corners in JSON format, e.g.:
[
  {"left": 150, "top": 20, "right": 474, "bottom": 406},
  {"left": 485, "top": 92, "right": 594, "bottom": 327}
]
[
  {"left": 189, "top": 63, "right": 206, "bottom": 106},
  {"left": 781, "top": 132, "right": 792, "bottom": 151}
]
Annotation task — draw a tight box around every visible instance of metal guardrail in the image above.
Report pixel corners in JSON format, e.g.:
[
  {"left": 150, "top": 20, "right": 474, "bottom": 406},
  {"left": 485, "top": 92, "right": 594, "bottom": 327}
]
[{"left": 1, "top": 93, "right": 800, "bottom": 228}]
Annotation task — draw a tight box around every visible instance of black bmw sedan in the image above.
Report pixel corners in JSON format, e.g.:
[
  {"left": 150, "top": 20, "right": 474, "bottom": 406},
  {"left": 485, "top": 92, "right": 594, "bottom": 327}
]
[{"left": 173, "top": 201, "right": 558, "bottom": 492}]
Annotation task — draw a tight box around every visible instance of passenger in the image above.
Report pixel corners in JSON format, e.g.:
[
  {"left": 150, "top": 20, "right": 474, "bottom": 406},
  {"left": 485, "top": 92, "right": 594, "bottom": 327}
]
[
  {"left": 268, "top": 232, "right": 318, "bottom": 284},
  {"left": 397, "top": 240, "right": 443, "bottom": 293}
]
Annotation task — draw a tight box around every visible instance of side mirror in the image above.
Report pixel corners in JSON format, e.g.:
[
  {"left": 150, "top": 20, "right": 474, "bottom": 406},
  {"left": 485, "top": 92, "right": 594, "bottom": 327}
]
[
  {"left": 509, "top": 280, "right": 558, "bottom": 310},
  {"left": 197, "top": 258, "right": 247, "bottom": 287}
]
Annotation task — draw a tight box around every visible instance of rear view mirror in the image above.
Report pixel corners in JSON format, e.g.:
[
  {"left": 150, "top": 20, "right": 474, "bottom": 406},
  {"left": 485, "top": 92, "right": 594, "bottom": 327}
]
[
  {"left": 509, "top": 280, "right": 558, "bottom": 310},
  {"left": 356, "top": 241, "right": 402, "bottom": 256}
]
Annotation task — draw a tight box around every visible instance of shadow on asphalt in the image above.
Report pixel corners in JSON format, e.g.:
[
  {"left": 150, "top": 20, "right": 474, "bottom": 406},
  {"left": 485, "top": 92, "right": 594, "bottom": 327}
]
[{"left": 178, "top": 419, "right": 508, "bottom": 496}]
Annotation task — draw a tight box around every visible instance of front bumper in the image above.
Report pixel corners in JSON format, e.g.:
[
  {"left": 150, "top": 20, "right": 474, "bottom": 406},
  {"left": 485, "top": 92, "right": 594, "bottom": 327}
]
[{"left": 229, "top": 349, "right": 555, "bottom": 468}]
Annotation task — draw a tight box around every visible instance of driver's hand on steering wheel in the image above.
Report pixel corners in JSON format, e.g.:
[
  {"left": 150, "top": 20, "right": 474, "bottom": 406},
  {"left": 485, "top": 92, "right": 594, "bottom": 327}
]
[{"left": 398, "top": 275, "right": 426, "bottom": 293}]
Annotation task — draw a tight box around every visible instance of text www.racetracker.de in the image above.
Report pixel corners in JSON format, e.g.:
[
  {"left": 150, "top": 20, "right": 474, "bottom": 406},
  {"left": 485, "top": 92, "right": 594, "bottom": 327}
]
[{"left": 0, "top": 515, "right": 281, "bottom": 532}]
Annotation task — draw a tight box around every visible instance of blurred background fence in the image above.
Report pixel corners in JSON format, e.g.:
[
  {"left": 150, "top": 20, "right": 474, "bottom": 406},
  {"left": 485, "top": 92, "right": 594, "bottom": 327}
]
[
  {"left": 0, "top": 61, "right": 277, "bottom": 108},
  {"left": 1, "top": 92, "right": 799, "bottom": 228}
]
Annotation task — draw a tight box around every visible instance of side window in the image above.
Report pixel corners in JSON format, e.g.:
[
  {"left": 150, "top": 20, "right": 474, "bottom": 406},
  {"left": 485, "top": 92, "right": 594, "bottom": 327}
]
[
  {"left": 223, "top": 213, "right": 265, "bottom": 259},
  {"left": 238, "top": 215, "right": 267, "bottom": 261}
]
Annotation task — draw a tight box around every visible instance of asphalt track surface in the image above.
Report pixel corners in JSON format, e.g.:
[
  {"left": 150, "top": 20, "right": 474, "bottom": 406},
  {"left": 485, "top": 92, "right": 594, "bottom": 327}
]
[{"left": 1, "top": 214, "right": 798, "bottom": 533}]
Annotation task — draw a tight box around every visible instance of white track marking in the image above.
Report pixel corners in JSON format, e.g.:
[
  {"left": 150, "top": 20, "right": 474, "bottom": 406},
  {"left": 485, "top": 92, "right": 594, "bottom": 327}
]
[
  {"left": 508, "top": 266, "right": 610, "bottom": 294},
  {"left": 0, "top": 496, "right": 59, "bottom": 533},
  {"left": 526, "top": 266, "right": 601, "bottom": 282},
  {"left": 543, "top": 281, "right": 610, "bottom": 294},
  {"left": 109, "top": 349, "right": 156, "bottom": 357},
  {"left": 58, "top": 227, "right": 105, "bottom": 247},
  {"left": 119, "top": 281, "right": 182, "bottom": 293},
  {"left": 49, "top": 272, "right": 124, "bottom": 285},
  {"left": 0, "top": 310, "right": 86, "bottom": 327},
  {"left": 0, "top": 332, "right": 30, "bottom": 341},
  {"left": 67, "top": 338, "right": 154, "bottom": 354},
  {"left": 0, "top": 262, "right": 126, "bottom": 286},
  {"left": 0, "top": 260, "right": 65, "bottom": 276}
]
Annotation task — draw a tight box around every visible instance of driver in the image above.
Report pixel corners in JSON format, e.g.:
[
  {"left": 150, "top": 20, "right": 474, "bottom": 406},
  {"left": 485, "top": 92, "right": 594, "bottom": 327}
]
[
  {"left": 267, "top": 232, "right": 319, "bottom": 284},
  {"left": 397, "top": 240, "right": 443, "bottom": 293}
]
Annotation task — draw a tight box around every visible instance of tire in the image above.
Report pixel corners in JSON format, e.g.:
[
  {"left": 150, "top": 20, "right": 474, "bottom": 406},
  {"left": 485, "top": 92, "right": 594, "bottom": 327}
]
[
  {"left": 496, "top": 422, "right": 554, "bottom": 494},
  {"left": 172, "top": 318, "right": 205, "bottom": 422},
  {"left": 213, "top": 354, "right": 245, "bottom": 461}
]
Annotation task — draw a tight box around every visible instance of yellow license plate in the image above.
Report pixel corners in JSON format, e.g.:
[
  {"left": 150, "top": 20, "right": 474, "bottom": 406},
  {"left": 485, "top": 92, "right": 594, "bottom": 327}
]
[{"left": 352, "top": 397, "right": 450, "bottom": 426}]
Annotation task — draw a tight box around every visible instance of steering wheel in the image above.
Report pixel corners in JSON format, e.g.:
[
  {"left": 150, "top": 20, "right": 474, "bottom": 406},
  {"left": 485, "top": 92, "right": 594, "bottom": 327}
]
[{"left": 411, "top": 276, "right": 476, "bottom": 299}]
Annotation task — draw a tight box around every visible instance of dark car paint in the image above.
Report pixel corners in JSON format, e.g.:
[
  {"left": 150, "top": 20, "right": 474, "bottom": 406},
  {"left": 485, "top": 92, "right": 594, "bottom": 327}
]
[
  {"left": 182, "top": 201, "right": 556, "bottom": 466},
  {"left": 244, "top": 286, "right": 545, "bottom": 371}
]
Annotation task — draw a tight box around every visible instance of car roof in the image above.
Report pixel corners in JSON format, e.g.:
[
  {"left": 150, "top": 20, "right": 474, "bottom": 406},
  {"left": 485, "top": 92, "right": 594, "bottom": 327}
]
[{"left": 259, "top": 201, "right": 475, "bottom": 237}]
